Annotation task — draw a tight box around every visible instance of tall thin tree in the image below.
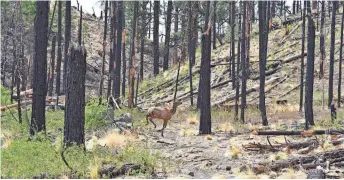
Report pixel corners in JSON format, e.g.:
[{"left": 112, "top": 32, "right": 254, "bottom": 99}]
[
  {"left": 99, "top": 0, "right": 108, "bottom": 105},
  {"left": 234, "top": 1, "right": 242, "bottom": 121},
  {"left": 299, "top": 1, "right": 306, "bottom": 112},
  {"left": 129, "top": 2, "right": 139, "bottom": 108},
  {"left": 199, "top": 1, "right": 212, "bottom": 135},
  {"left": 231, "top": 1, "right": 236, "bottom": 90},
  {"left": 163, "top": 1, "right": 172, "bottom": 71},
  {"left": 140, "top": 2, "right": 148, "bottom": 81},
  {"left": 30, "top": 1, "right": 49, "bottom": 135},
  {"left": 338, "top": 3, "right": 344, "bottom": 108},
  {"left": 63, "top": 0, "right": 71, "bottom": 94},
  {"left": 212, "top": 1, "right": 217, "bottom": 50},
  {"left": 122, "top": 12, "right": 126, "bottom": 97},
  {"left": 240, "top": 1, "right": 247, "bottom": 123},
  {"left": 305, "top": 1, "right": 316, "bottom": 128},
  {"left": 153, "top": 1, "right": 160, "bottom": 75},
  {"left": 56, "top": 1, "right": 62, "bottom": 104},
  {"left": 78, "top": 6, "right": 83, "bottom": 45},
  {"left": 319, "top": 0, "right": 326, "bottom": 109},
  {"left": 107, "top": 2, "right": 116, "bottom": 99},
  {"left": 328, "top": 1, "right": 337, "bottom": 108},
  {"left": 113, "top": 1, "right": 123, "bottom": 99}
]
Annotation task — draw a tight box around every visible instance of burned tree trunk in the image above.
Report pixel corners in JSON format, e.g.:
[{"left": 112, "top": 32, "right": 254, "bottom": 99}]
[
  {"left": 305, "top": 1, "right": 316, "bottom": 128},
  {"left": 212, "top": 1, "right": 217, "bottom": 50},
  {"left": 199, "top": 1, "right": 212, "bottom": 135},
  {"left": 48, "top": 35, "right": 56, "bottom": 96},
  {"left": 235, "top": 2, "right": 242, "bottom": 121},
  {"left": 113, "top": 1, "right": 123, "bottom": 99},
  {"left": 299, "top": 1, "right": 306, "bottom": 112},
  {"left": 107, "top": 2, "right": 116, "bottom": 99},
  {"left": 99, "top": 0, "right": 108, "bottom": 105},
  {"left": 231, "top": 1, "right": 236, "bottom": 90},
  {"left": 63, "top": 0, "right": 71, "bottom": 94},
  {"left": 187, "top": 1, "right": 194, "bottom": 106},
  {"left": 163, "top": 1, "right": 172, "bottom": 71},
  {"left": 140, "top": 2, "right": 148, "bottom": 81},
  {"left": 338, "top": 3, "right": 344, "bottom": 108},
  {"left": 78, "top": 6, "right": 83, "bottom": 45},
  {"left": 64, "top": 43, "right": 86, "bottom": 145},
  {"left": 56, "top": 1, "right": 62, "bottom": 97},
  {"left": 122, "top": 14, "right": 126, "bottom": 97},
  {"left": 259, "top": 1, "right": 268, "bottom": 126},
  {"left": 240, "top": 1, "right": 247, "bottom": 123},
  {"left": 319, "top": 0, "right": 325, "bottom": 109},
  {"left": 153, "top": 1, "right": 160, "bottom": 75},
  {"left": 128, "top": 2, "right": 138, "bottom": 108},
  {"left": 328, "top": 1, "right": 337, "bottom": 108},
  {"left": 30, "top": 1, "right": 49, "bottom": 135}
]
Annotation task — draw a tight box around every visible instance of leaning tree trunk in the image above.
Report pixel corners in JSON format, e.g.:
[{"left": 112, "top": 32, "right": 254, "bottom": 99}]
[
  {"left": 63, "top": 0, "right": 71, "bottom": 94},
  {"left": 258, "top": 1, "right": 268, "bottom": 126},
  {"left": 299, "top": 1, "right": 306, "bottom": 112},
  {"left": 305, "top": 1, "right": 316, "bottom": 129},
  {"left": 240, "top": 1, "right": 247, "bottom": 123},
  {"left": 99, "top": 0, "right": 108, "bottom": 105},
  {"left": 64, "top": 43, "right": 86, "bottom": 145},
  {"left": 30, "top": 1, "right": 49, "bottom": 135},
  {"left": 128, "top": 1, "right": 138, "bottom": 108},
  {"left": 328, "top": 1, "right": 337, "bottom": 108},
  {"left": 163, "top": 1, "right": 172, "bottom": 71},
  {"left": 338, "top": 3, "right": 344, "bottom": 108},
  {"left": 153, "top": 1, "right": 160, "bottom": 75},
  {"left": 48, "top": 35, "right": 56, "bottom": 97},
  {"left": 113, "top": 1, "right": 123, "bottom": 99},
  {"left": 199, "top": 1, "right": 212, "bottom": 135}
]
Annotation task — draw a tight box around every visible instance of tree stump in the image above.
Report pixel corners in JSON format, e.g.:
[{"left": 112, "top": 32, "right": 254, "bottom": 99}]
[{"left": 64, "top": 43, "right": 86, "bottom": 145}]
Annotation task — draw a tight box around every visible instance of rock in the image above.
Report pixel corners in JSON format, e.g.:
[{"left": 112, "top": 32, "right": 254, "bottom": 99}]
[
  {"left": 226, "top": 166, "right": 231, "bottom": 171},
  {"left": 269, "top": 171, "right": 278, "bottom": 178},
  {"left": 188, "top": 172, "right": 195, "bottom": 177},
  {"left": 239, "top": 165, "right": 247, "bottom": 172},
  {"left": 307, "top": 169, "right": 325, "bottom": 179},
  {"left": 99, "top": 164, "right": 116, "bottom": 177},
  {"left": 115, "top": 113, "right": 133, "bottom": 123}
]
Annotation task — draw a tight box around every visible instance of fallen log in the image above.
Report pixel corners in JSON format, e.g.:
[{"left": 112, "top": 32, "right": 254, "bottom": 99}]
[
  {"left": 252, "top": 149, "right": 344, "bottom": 173},
  {"left": 252, "top": 130, "right": 344, "bottom": 136},
  {"left": 1, "top": 95, "right": 66, "bottom": 111}
]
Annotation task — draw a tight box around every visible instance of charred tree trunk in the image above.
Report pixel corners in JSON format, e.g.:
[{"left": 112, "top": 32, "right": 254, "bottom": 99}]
[
  {"left": 212, "top": 1, "right": 217, "bottom": 50},
  {"left": 320, "top": 0, "right": 326, "bottom": 109},
  {"left": 188, "top": 1, "right": 194, "bottom": 106},
  {"left": 99, "top": 0, "right": 108, "bottom": 105},
  {"left": 259, "top": 1, "right": 268, "bottom": 126},
  {"left": 114, "top": 1, "right": 123, "bottom": 99},
  {"left": 193, "top": 2, "right": 199, "bottom": 52},
  {"left": 140, "top": 2, "right": 147, "bottom": 81},
  {"left": 235, "top": 2, "right": 242, "bottom": 121},
  {"left": 78, "top": 6, "right": 82, "bottom": 45},
  {"left": 107, "top": 2, "right": 116, "bottom": 99},
  {"left": 56, "top": 1, "right": 62, "bottom": 97},
  {"left": 173, "top": 5, "right": 178, "bottom": 65},
  {"left": 153, "top": 1, "right": 160, "bottom": 75},
  {"left": 63, "top": 0, "right": 71, "bottom": 94},
  {"left": 48, "top": 35, "right": 56, "bottom": 96},
  {"left": 328, "top": 1, "right": 337, "bottom": 108},
  {"left": 30, "top": 1, "right": 49, "bottom": 135},
  {"left": 338, "top": 3, "right": 344, "bottom": 108},
  {"left": 64, "top": 43, "right": 86, "bottom": 146},
  {"left": 305, "top": 1, "right": 316, "bottom": 128},
  {"left": 231, "top": 1, "right": 236, "bottom": 90},
  {"left": 163, "top": 1, "right": 172, "bottom": 71},
  {"left": 299, "top": 1, "right": 306, "bottom": 112},
  {"left": 240, "top": 1, "right": 247, "bottom": 123},
  {"left": 199, "top": 1, "right": 212, "bottom": 135},
  {"left": 128, "top": 2, "right": 138, "bottom": 108},
  {"left": 122, "top": 13, "right": 126, "bottom": 97}
]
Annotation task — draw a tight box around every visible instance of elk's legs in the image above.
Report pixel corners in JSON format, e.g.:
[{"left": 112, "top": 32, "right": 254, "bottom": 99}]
[
  {"left": 150, "top": 118, "right": 157, "bottom": 128},
  {"left": 157, "top": 120, "right": 168, "bottom": 137}
]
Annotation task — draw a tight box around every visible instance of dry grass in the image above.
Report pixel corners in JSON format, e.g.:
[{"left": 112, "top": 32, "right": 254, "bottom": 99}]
[
  {"left": 89, "top": 165, "right": 99, "bottom": 179},
  {"left": 216, "top": 122, "right": 234, "bottom": 132},
  {"left": 97, "top": 132, "right": 137, "bottom": 149},
  {"left": 225, "top": 145, "right": 241, "bottom": 159},
  {"left": 186, "top": 115, "right": 199, "bottom": 125},
  {"left": 269, "top": 104, "right": 299, "bottom": 114},
  {"left": 179, "top": 128, "right": 198, "bottom": 137},
  {"left": 269, "top": 152, "right": 289, "bottom": 161},
  {"left": 277, "top": 168, "right": 307, "bottom": 179},
  {"left": 211, "top": 174, "right": 226, "bottom": 179},
  {"left": 204, "top": 135, "right": 213, "bottom": 140}
]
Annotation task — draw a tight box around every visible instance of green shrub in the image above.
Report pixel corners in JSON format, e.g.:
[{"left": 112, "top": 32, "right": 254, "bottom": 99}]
[
  {"left": 85, "top": 98, "right": 108, "bottom": 131},
  {"left": 1, "top": 86, "right": 11, "bottom": 106}
]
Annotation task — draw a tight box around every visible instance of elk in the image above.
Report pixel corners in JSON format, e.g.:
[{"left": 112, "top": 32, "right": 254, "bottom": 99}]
[{"left": 146, "top": 101, "right": 182, "bottom": 137}]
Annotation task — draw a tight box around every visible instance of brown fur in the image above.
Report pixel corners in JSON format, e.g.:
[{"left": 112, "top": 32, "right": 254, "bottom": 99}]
[{"left": 146, "top": 101, "right": 182, "bottom": 137}]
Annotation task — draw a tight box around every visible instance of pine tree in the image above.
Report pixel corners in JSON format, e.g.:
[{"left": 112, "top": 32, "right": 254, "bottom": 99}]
[
  {"left": 129, "top": 1, "right": 139, "bottom": 108},
  {"left": 30, "top": 1, "right": 49, "bottom": 135},
  {"left": 99, "top": 0, "right": 108, "bottom": 105},
  {"left": 338, "top": 3, "right": 344, "bottom": 108},
  {"left": 153, "top": 1, "right": 160, "bottom": 75},
  {"left": 240, "top": 1, "right": 247, "bottom": 123},
  {"left": 63, "top": 0, "right": 71, "bottom": 94},
  {"left": 328, "top": 1, "right": 337, "bottom": 108},
  {"left": 299, "top": 0, "right": 306, "bottom": 112},
  {"left": 113, "top": 1, "right": 123, "bottom": 99}
]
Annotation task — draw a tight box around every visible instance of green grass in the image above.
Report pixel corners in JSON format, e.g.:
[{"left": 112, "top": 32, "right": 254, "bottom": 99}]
[{"left": 1, "top": 86, "right": 11, "bottom": 106}]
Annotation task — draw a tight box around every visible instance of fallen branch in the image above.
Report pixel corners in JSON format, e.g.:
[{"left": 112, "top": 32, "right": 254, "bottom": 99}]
[{"left": 253, "top": 130, "right": 344, "bottom": 136}]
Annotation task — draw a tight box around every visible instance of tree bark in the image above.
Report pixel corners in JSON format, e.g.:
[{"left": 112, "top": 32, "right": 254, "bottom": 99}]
[
  {"left": 153, "top": 1, "right": 160, "bottom": 75},
  {"left": 30, "top": 1, "right": 49, "bottom": 135},
  {"left": 99, "top": 0, "right": 108, "bottom": 105},
  {"left": 107, "top": 2, "right": 116, "bottom": 99},
  {"left": 231, "top": 1, "right": 236, "bottom": 90},
  {"left": 128, "top": 2, "right": 138, "bottom": 108},
  {"left": 188, "top": 1, "right": 194, "bottom": 106},
  {"left": 140, "top": 2, "right": 147, "bottom": 81},
  {"left": 63, "top": 0, "right": 71, "bottom": 94},
  {"left": 121, "top": 12, "right": 126, "bottom": 97},
  {"left": 78, "top": 6, "right": 83, "bottom": 45},
  {"left": 163, "top": 1, "right": 172, "bottom": 71},
  {"left": 212, "top": 1, "right": 217, "bottom": 50},
  {"left": 259, "top": 1, "right": 268, "bottom": 126},
  {"left": 338, "top": 3, "right": 344, "bottom": 108},
  {"left": 299, "top": 1, "right": 306, "bottom": 112},
  {"left": 240, "top": 1, "right": 247, "bottom": 123},
  {"left": 199, "top": 1, "right": 212, "bottom": 135},
  {"left": 305, "top": 1, "right": 316, "bottom": 128},
  {"left": 64, "top": 43, "right": 86, "bottom": 146},
  {"left": 114, "top": 1, "right": 123, "bottom": 99},
  {"left": 328, "top": 1, "right": 337, "bottom": 108},
  {"left": 56, "top": 1, "right": 62, "bottom": 97},
  {"left": 235, "top": 2, "right": 242, "bottom": 121},
  {"left": 48, "top": 35, "right": 56, "bottom": 97}
]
